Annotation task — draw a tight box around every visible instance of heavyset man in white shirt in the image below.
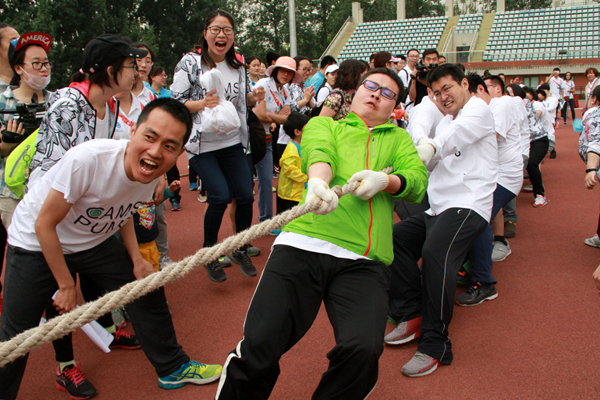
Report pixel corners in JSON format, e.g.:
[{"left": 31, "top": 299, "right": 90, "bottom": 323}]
[
  {"left": 385, "top": 64, "right": 496, "bottom": 377},
  {"left": 455, "top": 74, "right": 523, "bottom": 306}
]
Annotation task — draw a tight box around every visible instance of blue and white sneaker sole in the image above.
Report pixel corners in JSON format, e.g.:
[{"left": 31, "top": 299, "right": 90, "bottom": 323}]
[{"left": 158, "top": 372, "right": 222, "bottom": 389}]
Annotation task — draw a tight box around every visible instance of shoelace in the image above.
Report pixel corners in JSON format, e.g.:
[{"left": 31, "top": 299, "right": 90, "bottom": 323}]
[
  {"left": 63, "top": 364, "right": 86, "bottom": 386},
  {"left": 414, "top": 352, "right": 432, "bottom": 362},
  {"left": 465, "top": 283, "right": 481, "bottom": 295},
  {"left": 113, "top": 327, "right": 134, "bottom": 340},
  {"left": 208, "top": 260, "right": 222, "bottom": 272},
  {"left": 239, "top": 251, "right": 253, "bottom": 266}
]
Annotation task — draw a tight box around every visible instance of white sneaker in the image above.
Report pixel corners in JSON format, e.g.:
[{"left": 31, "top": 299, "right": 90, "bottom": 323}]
[
  {"left": 491, "top": 240, "right": 511, "bottom": 262},
  {"left": 584, "top": 234, "right": 600, "bottom": 248},
  {"left": 522, "top": 184, "right": 533, "bottom": 192},
  {"left": 533, "top": 195, "right": 547, "bottom": 208}
]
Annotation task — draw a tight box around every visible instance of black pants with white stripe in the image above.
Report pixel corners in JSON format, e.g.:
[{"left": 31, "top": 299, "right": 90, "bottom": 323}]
[
  {"left": 216, "top": 245, "right": 390, "bottom": 400},
  {"left": 388, "top": 208, "right": 487, "bottom": 364}
]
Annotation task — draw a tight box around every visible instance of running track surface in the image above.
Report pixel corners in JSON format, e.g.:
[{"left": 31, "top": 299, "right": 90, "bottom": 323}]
[{"left": 10, "top": 115, "right": 600, "bottom": 399}]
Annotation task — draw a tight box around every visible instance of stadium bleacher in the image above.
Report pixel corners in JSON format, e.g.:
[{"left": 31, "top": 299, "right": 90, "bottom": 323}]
[
  {"left": 484, "top": 4, "right": 600, "bottom": 61},
  {"left": 335, "top": 4, "right": 599, "bottom": 63},
  {"left": 337, "top": 17, "right": 447, "bottom": 62},
  {"left": 455, "top": 13, "right": 483, "bottom": 34}
]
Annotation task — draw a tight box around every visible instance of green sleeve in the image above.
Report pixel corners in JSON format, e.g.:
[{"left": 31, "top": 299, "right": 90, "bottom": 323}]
[
  {"left": 300, "top": 117, "right": 339, "bottom": 177},
  {"left": 392, "top": 129, "right": 428, "bottom": 203}
]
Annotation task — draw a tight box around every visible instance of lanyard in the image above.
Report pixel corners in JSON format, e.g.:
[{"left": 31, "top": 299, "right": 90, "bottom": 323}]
[
  {"left": 268, "top": 80, "right": 288, "bottom": 109},
  {"left": 119, "top": 102, "right": 145, "bottom": 128},
  {"left": 589, "top": 78, "right": 598, "bottom": 93}
]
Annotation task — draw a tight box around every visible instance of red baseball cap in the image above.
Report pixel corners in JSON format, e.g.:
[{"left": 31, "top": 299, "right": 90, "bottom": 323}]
[
  {"left": 11, "top": 32, "right": 52, "bottom": 53},
  {"left": 8, "top": 32, "right": 52, "bottom": 68}
]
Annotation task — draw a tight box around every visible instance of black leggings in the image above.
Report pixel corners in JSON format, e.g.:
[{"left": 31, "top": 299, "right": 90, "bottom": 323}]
[{"left": 526, "top": 137, "right": 550, "bottom": 197}]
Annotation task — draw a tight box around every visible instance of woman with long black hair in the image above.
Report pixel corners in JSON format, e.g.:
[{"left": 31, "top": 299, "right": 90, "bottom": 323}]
[{"left": 171, "top": 9, "right": 264, "bottom": 283}]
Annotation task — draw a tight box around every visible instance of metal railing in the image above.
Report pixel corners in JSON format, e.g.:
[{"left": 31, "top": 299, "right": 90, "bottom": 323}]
[
  {"left": 440, "top": 48, "right": 600, "bottom": 63},
  {"left": 320, "top": 16, "right": 354, "bottom": 61}
]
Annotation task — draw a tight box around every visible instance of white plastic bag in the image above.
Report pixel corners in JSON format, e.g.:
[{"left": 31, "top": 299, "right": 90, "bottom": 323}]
[{"left": 199, "top": 69, "right": 241, "bottom": 135}]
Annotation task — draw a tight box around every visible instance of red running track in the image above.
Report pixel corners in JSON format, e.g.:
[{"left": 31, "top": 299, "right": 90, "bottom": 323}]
[{"left": 11, "top": 116, "right": 600, "bottom": 399}]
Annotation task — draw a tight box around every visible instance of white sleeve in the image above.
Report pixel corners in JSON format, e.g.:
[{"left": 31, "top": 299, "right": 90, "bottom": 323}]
[
  {"left": 407, "top": 101, "right": 443, "bottom": 144},
  {"left": 490, "top": 99, "right": 511, "bottom": 139}
]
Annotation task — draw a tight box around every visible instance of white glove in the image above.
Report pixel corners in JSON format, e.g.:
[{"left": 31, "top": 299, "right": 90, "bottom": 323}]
[
  {"left": 348, "top": 170, "right": 390, "bottom": 200},
  {"left": 415, "top": 142, "right": 435, "bottom": 166},
  {"left": 305, "top": 177, "right": 339, "bottom": 215}
]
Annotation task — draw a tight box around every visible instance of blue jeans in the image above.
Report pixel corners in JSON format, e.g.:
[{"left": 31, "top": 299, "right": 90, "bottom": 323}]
[
  {"left": 468, "top": 184, "right": 516, "bottom": 284},
  {"left": 189, "top": 144, "right": 254, "bottom": 247},
  {"left": 254, "top": 142, "right": 273, "bottom": 222}
]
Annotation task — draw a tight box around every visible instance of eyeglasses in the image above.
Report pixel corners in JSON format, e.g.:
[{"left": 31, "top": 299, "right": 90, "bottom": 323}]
[
  {"left": 137, "top": 57, "right": 154, "bottom": 66},
  {"left": 158, "top": 73, "right": 168, "bottom": 78},
  {"left": 123, "top": 63, "right": 138, "bottom": 71},
  {"left": 362, "top": 80, "right": 397, "bottom": 101},
  {"left": 432, "top": 84, "right": 455, "bottom": 98},
  {"left": 207, "top": 25, "right": 234, "bottom": 35},
  {"left": 27, "top": 61, "right": 53, "bottom": 70},
  {"left": 298, "top": 66, "right": 313, "bottom": 72}
]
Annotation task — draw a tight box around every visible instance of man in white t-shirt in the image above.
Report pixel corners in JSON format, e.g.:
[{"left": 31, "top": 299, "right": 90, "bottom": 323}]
[
  {"left": 385, "top": 64, "right": 496, "bottom": 377},
  {"left": 0, "top": 99, "right": 223, "bottom": 400},
  {"left": 399, "top": 49, "right": 419, "bottom": 108},
  {"left": 455, "top": 74, "right": 522, "bottom": 306},
  {"left": 548, "top": 68, "right": 564, "bottom": 101}
]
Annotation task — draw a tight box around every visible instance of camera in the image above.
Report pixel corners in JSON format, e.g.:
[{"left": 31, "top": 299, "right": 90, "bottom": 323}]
[
  {"left": 416, "top": 61, "right": 439, "bottom": 81},
  {"left": 0, "top": 102, "right": 46, "bottom": 144}
]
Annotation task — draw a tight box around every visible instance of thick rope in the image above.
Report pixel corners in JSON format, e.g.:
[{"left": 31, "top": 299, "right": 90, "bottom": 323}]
[{"left": 0, "top": 167, "right": 393, "bottom": 367}]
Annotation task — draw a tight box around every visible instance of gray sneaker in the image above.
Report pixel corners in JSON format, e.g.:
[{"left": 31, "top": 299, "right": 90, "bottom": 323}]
[
  {"left": 159, "top": 256, "right": 174, "bottom": 270},
  {"left": 229, "top": 249, "right": 257, "bottom": 277},
  {"left": 204, "top": 259, "right": 227, "bottom": 283},
  {"left": 247, "top": 246, "right": 261, "bottom": 257},
  {"left": 402, "top": 351, "right": 440, "bottom": 377},
  {"left": 584, "top": 234, "right": 600, "bottom": 248},
  {"left": 218, "top": 255, "right": 232, "bottom": 268},
  {"left": 491, "top": 240, "right": 511, "bottom": 262}
]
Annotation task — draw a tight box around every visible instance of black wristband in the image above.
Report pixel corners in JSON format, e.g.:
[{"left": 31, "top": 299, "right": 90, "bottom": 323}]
[{"left": 586, "top": 168, "right": 596, "bottom": 173}]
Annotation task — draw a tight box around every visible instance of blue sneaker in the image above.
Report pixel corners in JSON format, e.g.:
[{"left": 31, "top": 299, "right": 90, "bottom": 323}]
[
  {"left": 189, "top": 182, "right": 198, "bottom": 191},
  {"left": 269, "top": 229, "right": 281, "bottom": 236},
  {"left": 158, "top": 361, "right": 222, "bottom": 389}
]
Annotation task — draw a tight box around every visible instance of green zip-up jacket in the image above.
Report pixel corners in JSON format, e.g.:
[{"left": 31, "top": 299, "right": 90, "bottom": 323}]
[{"left": 283, "top": 113, "right": 428, "bottom": 265}]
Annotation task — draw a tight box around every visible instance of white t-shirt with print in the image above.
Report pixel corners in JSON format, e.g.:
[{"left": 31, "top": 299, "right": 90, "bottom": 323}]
[
  {"left": 562, "top": 80, "right": 575, "bottom": 98},
  {"left": 253, "top": 77, "right": 292, "bottom": 138},
  {"left": 549, "top": 77, "right": 563, "bottom": 100},
  {"left": 114, "top": 94, "right": 143, "bottom": 140},
  {"left": 8, "top": 139, "right": 157, "bottom": 254}
]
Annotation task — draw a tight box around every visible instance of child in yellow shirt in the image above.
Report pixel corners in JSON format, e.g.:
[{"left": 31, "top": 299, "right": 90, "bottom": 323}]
[{"left": 276, "top": 112, "right": 310, "bottom": 214}]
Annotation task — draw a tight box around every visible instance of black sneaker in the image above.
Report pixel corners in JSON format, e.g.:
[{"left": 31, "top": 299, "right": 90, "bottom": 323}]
[
  {"left": 456, "top": 282, "right": 498, "bottom": 306},
  {"left": 55, "top": 363, "right": 97, "bottom": 399},
  {"left": 204, "top": 259, "right": 227, "bottom": 282},
  {"left": 109, "top": 325, "right": 141, "bottom": 350},
  {"left": 229, "top": 249, "right": 257, "bottom": 277}
]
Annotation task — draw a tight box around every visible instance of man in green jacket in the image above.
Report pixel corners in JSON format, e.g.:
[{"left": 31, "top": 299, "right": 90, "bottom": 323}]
[{"left": 216, "top": 68, "right": 428, "bottom": 400}]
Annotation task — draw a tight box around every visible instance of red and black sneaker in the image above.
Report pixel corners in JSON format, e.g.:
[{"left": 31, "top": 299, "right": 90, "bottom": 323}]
[
  {"left": 109, "top": 325, "right": 141, "bottom": 350},
  {"left": 55, "top": 363, "right": 97, "bottom": 400}
]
